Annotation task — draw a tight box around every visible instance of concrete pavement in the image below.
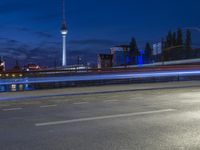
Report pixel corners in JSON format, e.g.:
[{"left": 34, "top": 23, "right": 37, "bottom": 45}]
[
  {"left": 1, "top": 81, "right": 200, "bottom": 101},
  {"left": 0, "top": 82, "right": 200, "bottom": 149}
]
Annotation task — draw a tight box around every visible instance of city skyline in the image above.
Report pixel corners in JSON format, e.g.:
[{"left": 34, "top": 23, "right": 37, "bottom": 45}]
[{"left": 0, "top": 0, "right": 200, "bottom": 68}]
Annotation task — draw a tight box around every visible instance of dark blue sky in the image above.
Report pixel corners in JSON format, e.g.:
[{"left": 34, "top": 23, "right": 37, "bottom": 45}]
[{"left": 0, "top": 0, "right": 200, "bottom": 68}]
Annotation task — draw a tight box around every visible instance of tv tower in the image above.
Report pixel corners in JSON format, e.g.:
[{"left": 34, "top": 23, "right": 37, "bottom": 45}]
[{"left": 61, "top": 0, "right": 68, "bottom": 67}]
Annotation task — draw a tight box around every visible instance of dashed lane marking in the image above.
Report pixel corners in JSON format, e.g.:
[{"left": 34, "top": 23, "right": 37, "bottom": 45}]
[
  {"left": 40, "top": 105, "right": 57, "bottom": 108},
  {"left": 35, "top": 109, "right": 176, "bottom": 127},
  {"left": 104, "top": 100, "right": 119, "bottom": 103},
  {"left": 2, "top": 108, "right": 22, "bottom": 111},
  {"left": 73, "top": 102, "right": 89, "bottom": 105}
]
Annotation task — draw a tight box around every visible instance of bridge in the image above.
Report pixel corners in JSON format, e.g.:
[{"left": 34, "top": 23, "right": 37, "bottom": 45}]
[{"left": 1, "top": 64, "right": 200, "bottom": 92}]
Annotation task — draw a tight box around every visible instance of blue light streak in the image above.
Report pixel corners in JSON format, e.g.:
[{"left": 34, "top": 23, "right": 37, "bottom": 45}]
[{"left": 0, "top": 70, "right": 200, "bottom": 85}]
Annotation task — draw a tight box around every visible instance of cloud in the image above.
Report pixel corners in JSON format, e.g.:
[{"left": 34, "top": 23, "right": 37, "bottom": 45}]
[
  {"left": 70, "top": 39, "right": 117, "bottom": 46},
  {"left": 0, "top": 1, "right": 30, "bottom": 15},
  {"left": 0, "top": 36, "right": 119, "bottom": 68},
  {"left": 0, "top": 25, "right": 54, "bottom": 39},
  {"left": 31, "top": 13, "right": 60, "bottom": 22},
  {"left": 35, "top": 32, "right": 54, "bottom": 38}
]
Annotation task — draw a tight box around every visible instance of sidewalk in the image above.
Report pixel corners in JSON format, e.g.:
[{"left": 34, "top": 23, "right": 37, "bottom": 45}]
[{"left": 0, "top": 81, "right": 200, "bottom": 101}]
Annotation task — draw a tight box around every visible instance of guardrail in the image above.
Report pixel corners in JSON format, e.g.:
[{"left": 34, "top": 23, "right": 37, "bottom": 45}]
[
  {"left": 1, "top": 70, "right": 200, "bottom": 92},
  {"left": 1, "top": 64, "right": 200, "bottom": 79}
]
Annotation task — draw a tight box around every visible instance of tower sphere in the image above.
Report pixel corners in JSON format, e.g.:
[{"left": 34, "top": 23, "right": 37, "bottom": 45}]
[{"left": 61, "top": 23, "right": 68, "bottom": 35}]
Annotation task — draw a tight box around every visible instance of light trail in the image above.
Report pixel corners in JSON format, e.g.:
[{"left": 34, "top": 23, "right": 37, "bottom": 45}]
[{"left": 1, "top": 70, "right": 200, "bottom": 85}]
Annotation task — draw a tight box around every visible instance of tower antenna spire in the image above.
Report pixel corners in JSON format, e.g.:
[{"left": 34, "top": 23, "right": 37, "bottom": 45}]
[{"left": 62, "top": 0, "right": 66, "bottom": 24}]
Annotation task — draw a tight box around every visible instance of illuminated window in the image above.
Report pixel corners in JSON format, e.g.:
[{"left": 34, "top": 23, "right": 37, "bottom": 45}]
[
  {"left": 19, "top": 85, "right": 24, "bottom": 91},
  {"left": 11, "top": 84, "right": 17, "bottom": 92}
]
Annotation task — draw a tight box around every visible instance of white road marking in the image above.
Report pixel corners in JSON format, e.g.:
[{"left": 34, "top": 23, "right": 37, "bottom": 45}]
[
  {"left": 2, "top": 108, "right": 22, "bottom": 111},
  {"left": 104, "top": 100, "right": 119, "bottom": 103},
  {"left": 35, "top": 109, "right": 176, "bottom": 127},
  {"left": 0, "top": 104, "right": 10, "bottom": 107},
  {"left": 40, "top": 105, "right": 57, "bottom": 108},
  {"left": 73, "top": 102, "right": 89, "bottom": 105}
]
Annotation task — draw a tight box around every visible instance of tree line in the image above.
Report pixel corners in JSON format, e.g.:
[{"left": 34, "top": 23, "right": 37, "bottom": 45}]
[
  {"left": 162, "top": 28, "right": 192, "bottom": 61},
  {"left": 127, "top": 28, "right": 192, "bottom": 65}
]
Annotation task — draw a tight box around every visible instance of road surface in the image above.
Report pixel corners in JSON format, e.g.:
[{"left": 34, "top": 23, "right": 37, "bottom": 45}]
[{"left": 0, "top": 81, "right": 200, "bottom": 150}]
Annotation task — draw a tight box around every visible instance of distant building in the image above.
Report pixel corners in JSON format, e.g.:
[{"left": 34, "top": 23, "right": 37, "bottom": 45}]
[
  {"left": 153, "top": 42, "right": 162, "bottom": 55},
  {"left": 24, "top": 64, "right": 41, "bottom": 71},
  {"left": 11, "top": 60, "right": 21, "bottom": 72},
  {"left": 153, "top": 42, "right": 162, "bottom": 62},
  {"left": 136, "top": 50, "right": 145, "bottom": 67},
  {"left": 0, "top": 57, "right": 5, "bottom": 72},
  {"left": 98, "top": 54, "right": 113, "bottom": 69},
  {"left": 111, "top": 45, "right": 132, "bottom": 66}
]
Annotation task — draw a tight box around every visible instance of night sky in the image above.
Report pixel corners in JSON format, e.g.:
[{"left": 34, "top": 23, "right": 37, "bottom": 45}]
[{"left": 0, "top": 0, "right": 200, "bottom": 68}]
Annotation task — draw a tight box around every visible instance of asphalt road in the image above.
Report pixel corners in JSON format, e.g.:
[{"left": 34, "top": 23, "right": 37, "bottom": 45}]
[{"left": 1, "top": 82, "right": 200, "bottom": 150}]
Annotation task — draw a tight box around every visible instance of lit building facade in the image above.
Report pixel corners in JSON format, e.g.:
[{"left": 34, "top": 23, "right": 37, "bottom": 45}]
[
  {"left": 0, "top": 57, "right": 5, "bottom": 72},
  {"left": 153, "top": 42, "right": 162, "bottom": 62},
  {"left": 111, "top": 45, "right": 132, "bottom": 66},
  {"left": 111, "top": 45, "right": 146, "bottom": 67},
  {"left": 98, "top": 54, "right": 113, "bottom": 69},
  {"left": 23, "top": 64, "right": 40, "bottom": 71}
]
